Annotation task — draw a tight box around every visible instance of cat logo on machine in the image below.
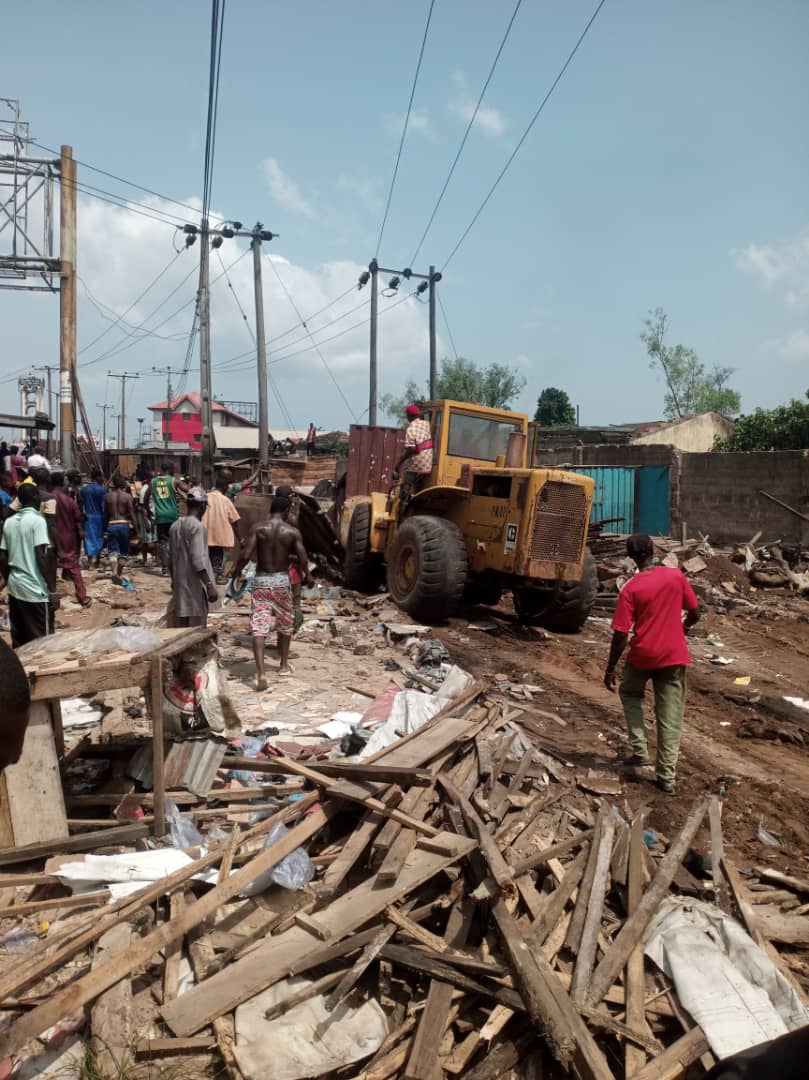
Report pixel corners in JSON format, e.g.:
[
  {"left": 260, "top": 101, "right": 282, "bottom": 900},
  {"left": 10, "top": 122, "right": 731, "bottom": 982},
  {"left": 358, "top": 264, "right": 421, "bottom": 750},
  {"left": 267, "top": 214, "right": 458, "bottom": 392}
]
[{"left": 504, "top": 523, "right": 518, "bottom": 556}]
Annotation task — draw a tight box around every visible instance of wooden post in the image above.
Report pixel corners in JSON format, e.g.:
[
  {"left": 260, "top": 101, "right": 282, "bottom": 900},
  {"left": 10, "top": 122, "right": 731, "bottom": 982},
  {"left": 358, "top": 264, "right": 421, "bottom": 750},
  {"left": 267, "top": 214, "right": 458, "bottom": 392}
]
[{"left": 151, "top": 657, "right": 166, "bottom": 837}]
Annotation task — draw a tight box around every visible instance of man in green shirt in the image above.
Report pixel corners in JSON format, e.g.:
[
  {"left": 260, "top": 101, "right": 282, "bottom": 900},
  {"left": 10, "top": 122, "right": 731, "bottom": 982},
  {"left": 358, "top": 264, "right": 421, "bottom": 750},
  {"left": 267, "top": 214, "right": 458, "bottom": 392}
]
[
  {"left": 0, "top": 484, "right": 56, "bottom": 647},
  {"left": 144, "top": 463, "right": 189, "bottom": 575}
]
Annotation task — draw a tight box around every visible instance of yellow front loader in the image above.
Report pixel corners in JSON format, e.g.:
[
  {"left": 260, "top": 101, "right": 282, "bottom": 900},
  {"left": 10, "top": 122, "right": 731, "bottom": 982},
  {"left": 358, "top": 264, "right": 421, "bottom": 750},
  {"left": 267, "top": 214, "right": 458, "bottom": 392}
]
[{"left": 340, "top": 401, "right": 596, "bottom": 629}]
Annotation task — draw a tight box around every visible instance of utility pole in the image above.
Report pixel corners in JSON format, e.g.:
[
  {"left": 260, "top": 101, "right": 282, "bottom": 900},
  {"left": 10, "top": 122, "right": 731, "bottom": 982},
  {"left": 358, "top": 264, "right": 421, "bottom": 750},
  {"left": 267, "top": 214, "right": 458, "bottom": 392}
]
[
  {"left": 95, "top": 403, "right": 112, "bottom": 453},
  {"left": 59, "top": 145, "right": 76, "bottom": 467},
  {"left": 251, "top": 228, "right": 269, "bottom": 484},
  {"left": 151, "top": 366, "right": 186, "bottom": 451},
  {"left": 428, "top": 264, "right": 437, "bottom": 399},
  {"left": 198, "top": 218, "right": 214, "bottom": 488},
  {"left": 107, "top": 372, "right": 139, "bottom": 450},
  {"left": 34, "top": 364, "right": 59, "bottom": 456},
  {"left": 369, "top": 259, "right": 378, "bottom": 425},
  {"left": 359, "top": 259, "right": 440, "bottom": 417}
]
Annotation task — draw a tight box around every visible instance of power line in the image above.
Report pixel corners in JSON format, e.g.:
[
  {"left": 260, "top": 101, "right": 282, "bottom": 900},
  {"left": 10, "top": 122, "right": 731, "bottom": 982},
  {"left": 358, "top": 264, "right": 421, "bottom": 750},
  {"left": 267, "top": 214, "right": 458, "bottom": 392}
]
[
  {"left": 77, "top": 251, "right": 183, "bottom": 355},
  {"left": 375, "top": 0, "right": 436, "bottom": 257},
  {"left": 73, "top": 180, "right": 190, "bottom": 229},
  {"left": 266, "top": 257, "right": 361, "bottom": 422},
  {"left": 0, "top": 129, "right": 227, "bottom": 224},
  {"left": 437, "top": 291, "right": 459, "bottom": 363},
  {"left": 409, "top": 0, "right": 523, "bottom": 266},
  {"left": 79, "top": 280, "right": 189, "bottom": 343},
  {"left": 441, "top": 0, "right": 607, "bottom": 271},
  {"left": 201, "top": 0, "right": 226, "bottom": 221},
  {"left": 214, "top": 251, "right": 297, "bottom": 431},
  {"left": 213, "top": 293, "right": 370, "bottom": 372}
]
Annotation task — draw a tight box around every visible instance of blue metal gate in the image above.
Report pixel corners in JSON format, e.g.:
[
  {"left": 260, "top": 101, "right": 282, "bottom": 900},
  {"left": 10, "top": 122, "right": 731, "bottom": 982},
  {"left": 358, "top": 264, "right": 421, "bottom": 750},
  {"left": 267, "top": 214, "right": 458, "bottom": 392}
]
[
  {"left": 637, "top": 466, "right": 670, "bottom": 535},
  {"left": 570, "top": 467, "right": 635, "bottom": 532},
  {"left": 569, "top": 465, "right": 671, "bottom": 535}
]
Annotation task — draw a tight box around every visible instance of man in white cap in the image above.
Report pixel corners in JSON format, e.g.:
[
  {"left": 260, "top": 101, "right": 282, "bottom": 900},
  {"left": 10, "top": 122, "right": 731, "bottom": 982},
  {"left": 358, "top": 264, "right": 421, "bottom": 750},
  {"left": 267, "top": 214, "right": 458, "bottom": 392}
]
[{"left": 167, "top": 486, "right": 218, "bottom": 628}]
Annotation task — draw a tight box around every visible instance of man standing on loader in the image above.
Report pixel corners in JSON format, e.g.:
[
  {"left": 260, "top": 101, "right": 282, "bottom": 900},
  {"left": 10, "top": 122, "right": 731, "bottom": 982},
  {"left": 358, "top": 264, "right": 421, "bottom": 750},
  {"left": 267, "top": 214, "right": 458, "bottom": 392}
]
[{"left": 393, "top": 404, "right": 433, "bottom": 493}]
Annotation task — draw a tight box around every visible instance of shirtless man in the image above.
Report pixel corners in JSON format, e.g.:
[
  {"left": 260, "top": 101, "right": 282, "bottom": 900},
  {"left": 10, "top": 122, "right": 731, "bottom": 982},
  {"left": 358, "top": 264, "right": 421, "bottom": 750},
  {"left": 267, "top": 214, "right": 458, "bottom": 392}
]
[
  {"left": 232, "top": 495, "right": 312, "bottom": 689},
  {"left": 104, "top": 475, "right": 138, "bottom": 579}
]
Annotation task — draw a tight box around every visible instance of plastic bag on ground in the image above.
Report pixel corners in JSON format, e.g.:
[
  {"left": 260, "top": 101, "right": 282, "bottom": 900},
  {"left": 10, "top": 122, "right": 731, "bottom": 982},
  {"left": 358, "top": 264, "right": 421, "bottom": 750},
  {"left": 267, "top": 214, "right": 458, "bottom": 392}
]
[
  {"left": 357, "top": 690, "right": 440, "bottom": 760},
  {"left": 166, "top": 799, "right": 205, "bottom": 850},
  {"left": 240, "top": 821, "right": 314, "bottom": 897}
]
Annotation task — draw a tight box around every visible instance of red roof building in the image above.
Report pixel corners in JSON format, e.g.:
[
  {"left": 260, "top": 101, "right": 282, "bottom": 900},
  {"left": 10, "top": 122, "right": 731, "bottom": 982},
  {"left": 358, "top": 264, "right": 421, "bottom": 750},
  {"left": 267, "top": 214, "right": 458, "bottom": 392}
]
[{"left": 147, "top": 392, "right": 257, "bottom": 450}]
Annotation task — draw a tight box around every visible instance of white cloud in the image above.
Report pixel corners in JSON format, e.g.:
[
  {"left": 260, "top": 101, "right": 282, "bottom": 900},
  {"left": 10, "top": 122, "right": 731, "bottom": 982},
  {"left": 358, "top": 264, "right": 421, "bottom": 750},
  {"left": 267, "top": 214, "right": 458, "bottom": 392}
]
[
  {"left": 262, "top": 158, "right": 316, "bottom": 219},
  {"left": 449, "top": 70, "right": 508, "bottom": 138},
  {"left": 336, "top": 174, "right": 382, "bottom": 210},
  {"left": 384, "top": 109, "right": 432, "bottom": 138},
  {"left": 731, "top": 229, "right": 809, "bottom": 309},
  {"left": 781, "top": 329, "right": 809, "bottom": 361},
  {"left": 61, "top": 193, "right": 429, "bottom": 432},
  {"left": 450, "top": 100, "right": 507, "bottom": 138}
]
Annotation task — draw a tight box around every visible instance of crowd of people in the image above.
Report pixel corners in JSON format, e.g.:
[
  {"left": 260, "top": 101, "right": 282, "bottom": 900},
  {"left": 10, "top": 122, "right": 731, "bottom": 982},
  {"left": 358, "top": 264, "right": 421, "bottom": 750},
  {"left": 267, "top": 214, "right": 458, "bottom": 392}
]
[{"left": 0, "top": 447, "right": 310, "bottom": 689}]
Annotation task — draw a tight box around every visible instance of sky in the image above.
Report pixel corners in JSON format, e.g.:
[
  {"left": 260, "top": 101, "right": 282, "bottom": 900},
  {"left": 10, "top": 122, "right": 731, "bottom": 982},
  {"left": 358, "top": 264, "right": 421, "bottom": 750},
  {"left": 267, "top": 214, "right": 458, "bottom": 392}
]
[{"left": 2, "top": 0, "right": 808, "bottom": 443}]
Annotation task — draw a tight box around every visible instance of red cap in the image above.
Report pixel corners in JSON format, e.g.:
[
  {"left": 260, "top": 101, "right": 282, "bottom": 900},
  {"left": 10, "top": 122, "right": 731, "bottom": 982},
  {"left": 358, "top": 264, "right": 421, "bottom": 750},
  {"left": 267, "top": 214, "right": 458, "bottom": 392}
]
[{"left": 406, "top": 404, "right": 421, "bottom": 418}]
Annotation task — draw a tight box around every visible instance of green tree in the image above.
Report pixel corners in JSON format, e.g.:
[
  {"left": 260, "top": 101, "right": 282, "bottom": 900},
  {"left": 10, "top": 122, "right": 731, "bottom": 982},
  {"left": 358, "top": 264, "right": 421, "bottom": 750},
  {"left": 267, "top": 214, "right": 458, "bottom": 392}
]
[
  {"left": 713, "top": 391, "right": 809, "bottom": 451},
  {"left": 380, "top": 357, "right": 526, "bottom": 420},
  {"left": 641, "top": 307, "right": 741, "bottom": 419},
  {"left": 535, "top": 387, "right": 576, "bottom": 427}
]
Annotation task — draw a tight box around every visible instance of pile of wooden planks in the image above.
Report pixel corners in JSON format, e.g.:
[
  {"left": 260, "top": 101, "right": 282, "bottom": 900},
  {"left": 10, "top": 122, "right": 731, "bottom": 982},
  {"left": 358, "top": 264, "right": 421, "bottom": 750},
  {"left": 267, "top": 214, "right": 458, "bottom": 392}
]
[{"left": 0, "top": 684, "right": 806, "bottom": 1079}]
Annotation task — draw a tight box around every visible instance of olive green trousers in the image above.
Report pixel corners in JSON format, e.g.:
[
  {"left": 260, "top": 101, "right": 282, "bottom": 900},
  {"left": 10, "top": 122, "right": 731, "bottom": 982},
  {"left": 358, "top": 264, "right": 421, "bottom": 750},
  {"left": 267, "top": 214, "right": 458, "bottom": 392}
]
[{"left": 619, "top": 662, "right": 687, "bottom": 786}]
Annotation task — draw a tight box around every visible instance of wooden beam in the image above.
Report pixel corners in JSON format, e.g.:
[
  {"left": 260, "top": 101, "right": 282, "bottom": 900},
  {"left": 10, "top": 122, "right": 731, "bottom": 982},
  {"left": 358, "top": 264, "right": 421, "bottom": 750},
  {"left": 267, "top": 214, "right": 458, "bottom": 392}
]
[
  {"left": 160, "top": 834, "right": 476, "bottom": 1037},
  {"left": 510, "top": 829, "right": 594, "bottom": 876},
  {"left": 151, "top": 657, "right": 166, "bottom": 837},
  {"left": 222, "top": 756, "right": 431, "bottom": 786},
  {"left": 630, "top": 1027, "right": 709, "bottom": 1080},
  {"left": 90, "top": 924, "right": 133, "bottom": 1077},
  {"left": 625, "top": 812, "right": 652, "bottom": 1077},
  {"left": 0, "top": 822, "right": 151, "bottom": 866},
  {"left": 527, "top": 843, "right": 590, "bottom": 949},
  {"left": 587, "top": 797, "right": 708, "bottom": 1006},
  {"left": 571, "top": 812, "right": 615, "bottom": 1002},
  {"left": 0, "top": 806, "right": 334, "bottom": 1059}
]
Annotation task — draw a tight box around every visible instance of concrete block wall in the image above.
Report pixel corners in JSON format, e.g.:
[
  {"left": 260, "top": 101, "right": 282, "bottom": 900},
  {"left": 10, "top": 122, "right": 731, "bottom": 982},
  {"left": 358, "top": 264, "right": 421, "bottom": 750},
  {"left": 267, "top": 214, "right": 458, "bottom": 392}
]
[{"left": 675, "top": 451, "right": 809, "bottom": 545}]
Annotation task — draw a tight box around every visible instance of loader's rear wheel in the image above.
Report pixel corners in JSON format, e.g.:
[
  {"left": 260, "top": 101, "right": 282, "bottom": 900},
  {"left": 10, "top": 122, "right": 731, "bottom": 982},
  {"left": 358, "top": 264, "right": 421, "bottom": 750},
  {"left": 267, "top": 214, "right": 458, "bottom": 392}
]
[
  {"left": 386, "top": 515, "right": 467, "bottom": 623},
  {"left": 344, "top": 502, "right": 381, "bottom": 592},
  {"left": 513, "top": 549, "right": 598, "bottom": 633}
]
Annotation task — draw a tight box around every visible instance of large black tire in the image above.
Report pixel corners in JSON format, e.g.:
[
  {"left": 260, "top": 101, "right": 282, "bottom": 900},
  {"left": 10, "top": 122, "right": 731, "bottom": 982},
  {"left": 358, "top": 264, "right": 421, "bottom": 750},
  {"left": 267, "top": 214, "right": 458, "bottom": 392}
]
[
  {"left": 343, "top": 502, "right": 381, "bottom": 591},
  {"left": 386, "top": 515, "right": 468, "bottom": 623},
  {"left": 513, "top": 549, "right": 598, "bottom": 633}
]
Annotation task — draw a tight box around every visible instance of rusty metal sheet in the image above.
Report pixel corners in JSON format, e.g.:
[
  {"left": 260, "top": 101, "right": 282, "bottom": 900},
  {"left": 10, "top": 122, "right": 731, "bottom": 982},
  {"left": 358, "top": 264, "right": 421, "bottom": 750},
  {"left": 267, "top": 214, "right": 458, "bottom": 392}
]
[
  {"left": 127, "top": 736, "right": 228, "bottom": 796},
  {"left": 346, "top": 425, "right": 405, "bottom": 499}
]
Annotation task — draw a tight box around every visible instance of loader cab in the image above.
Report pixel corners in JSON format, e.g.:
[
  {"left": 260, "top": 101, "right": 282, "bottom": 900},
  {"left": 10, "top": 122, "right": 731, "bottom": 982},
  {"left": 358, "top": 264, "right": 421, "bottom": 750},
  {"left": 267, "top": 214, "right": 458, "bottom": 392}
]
[{"left": 420, "top": 400, "right": 528, "bottom": 490}]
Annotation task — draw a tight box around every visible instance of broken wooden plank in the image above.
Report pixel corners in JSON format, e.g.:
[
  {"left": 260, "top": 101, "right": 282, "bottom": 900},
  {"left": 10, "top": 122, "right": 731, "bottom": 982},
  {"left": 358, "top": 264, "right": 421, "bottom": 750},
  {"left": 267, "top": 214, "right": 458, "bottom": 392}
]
[
  {"left": 630, "top": 1026, "right": 709, "bottom": 1080},
  {"left": 571, "top": 811, "right": 615, "bottom": 1002},
  {"left": 510, "top": 828, "right": 594, "bottom": 876},
  {"left": 161, "top": 833, "right": 476, "bottom": 1037},
  {"left": 318, "top": 810, "right": 382, "bottom": 898},
  {"left": 90, "top": 923, "right": 133, "bottom": 1077},
  {"left": 406, "top": 899, "right": 472, "bottom": 1080},
  {"left": 0, "top": 822, "right": 150, "bottom": 866},
  {"left": 135, "top": 1037, "right": 217, "bottom": 1055},
  {"left": 162, "top": 893, "right": 185, "bottom": 1004},
  {"left": 222, "top": 756, "right": 432, "bottom": 786},
  {"left": 587, "top": 796, "right": 708, "bottom": 1006},
  {"left": 263, "top": 968, "right": 348, "bottom": 1021},
  {"left": 491, "top": 897, "right": 614, "bottom": 1079},
  {"left": 0, "top": 805, "right": 335, "bottom": 1059},
  {"left": 527, "top": 843, "right": 590, "bottom": 948},
  {"left": 387, "top": 904, "right": 448, "bottom": 953},
  {"left": 625, "top": 811, "right": 653, "bottom": 1077},
  {"left": 187, "top": 935, "right": 243, "bottom": 1080},
  {"left": 566, "top": 809, "right": 607, "bottom": 956},
  {"left": 324, "top": 923, "right": 400, "bottom": 1012},
  {"left": 439, "top": 776, "right": 513, "bottom": 888},
  {"left": 708, "top": 795, "right": 725, "bottom": 903}
]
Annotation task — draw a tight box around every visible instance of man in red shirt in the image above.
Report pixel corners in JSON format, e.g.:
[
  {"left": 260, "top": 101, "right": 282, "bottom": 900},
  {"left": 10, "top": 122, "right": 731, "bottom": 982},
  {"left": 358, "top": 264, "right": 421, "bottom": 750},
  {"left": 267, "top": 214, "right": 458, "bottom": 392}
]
[{"left": 604, "top": 534, "right": 700, "bottom": 796}]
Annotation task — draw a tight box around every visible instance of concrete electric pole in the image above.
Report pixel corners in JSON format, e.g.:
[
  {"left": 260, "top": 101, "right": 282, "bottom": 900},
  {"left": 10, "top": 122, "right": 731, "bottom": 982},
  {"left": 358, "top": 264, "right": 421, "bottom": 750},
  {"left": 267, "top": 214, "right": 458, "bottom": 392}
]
[
  {"left": 59, "top": 145, "right": 77, "bottom": 466},
  {"left": 198, "top": 219, "right": 214, "bottom": 488},
  {"left": 360, "top": 260, "right": 441, "bottom": 420},
  {"left": 151, "top": 366, "right": 186, "bottom": 451},
  {"left": 95, "top": 403, "right": 112, "bottom": 453},
  {"left": 107, "top": 372, "right": 139, "bottom": 450}
]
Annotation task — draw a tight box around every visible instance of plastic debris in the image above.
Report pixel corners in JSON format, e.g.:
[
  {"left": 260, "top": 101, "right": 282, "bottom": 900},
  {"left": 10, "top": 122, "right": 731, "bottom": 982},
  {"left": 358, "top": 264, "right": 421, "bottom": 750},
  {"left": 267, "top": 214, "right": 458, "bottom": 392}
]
[{"left": 757, "top": 820, "right": 782, "bottom": 848}]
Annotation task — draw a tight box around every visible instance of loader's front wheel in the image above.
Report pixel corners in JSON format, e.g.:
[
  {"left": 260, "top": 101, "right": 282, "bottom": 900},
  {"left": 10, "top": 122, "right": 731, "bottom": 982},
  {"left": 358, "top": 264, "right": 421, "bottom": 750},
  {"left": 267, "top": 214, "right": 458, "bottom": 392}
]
[
  {"left": 386, "top": 515, "right": 467, "bottom": 623},
  {"left": 344, "top": 501, "right": 382, "bottom": 592},
  {"left": 513, "top": 549, "right": 598, "bottom": 633}
]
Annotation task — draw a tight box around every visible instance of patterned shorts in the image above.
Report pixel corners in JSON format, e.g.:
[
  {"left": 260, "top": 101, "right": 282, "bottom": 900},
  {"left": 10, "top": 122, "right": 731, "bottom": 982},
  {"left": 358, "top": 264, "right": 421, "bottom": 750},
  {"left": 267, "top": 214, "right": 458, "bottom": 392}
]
[{"left": 251, "top": 572, "right": 294, "bottom": 637}]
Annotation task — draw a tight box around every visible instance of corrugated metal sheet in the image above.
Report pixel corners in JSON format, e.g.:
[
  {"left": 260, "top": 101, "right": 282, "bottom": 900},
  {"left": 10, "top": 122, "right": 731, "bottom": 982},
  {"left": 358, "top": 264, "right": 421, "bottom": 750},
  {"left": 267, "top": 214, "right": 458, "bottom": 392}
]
[
  {"left": 127, "top": 736, "right": 228, "bottom": 796},
  {"left": 570, "top": 466, "right": 635, "bottom": 531},
  {"left": 346, "top": 425, "right": 406, "bottom": 499}
]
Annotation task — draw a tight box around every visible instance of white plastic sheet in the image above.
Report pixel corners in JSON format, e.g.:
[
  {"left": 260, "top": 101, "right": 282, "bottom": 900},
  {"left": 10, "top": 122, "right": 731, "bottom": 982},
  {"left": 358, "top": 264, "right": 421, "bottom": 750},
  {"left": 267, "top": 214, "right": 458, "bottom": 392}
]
[
  {"left": 645, "top": 897, "right": 809, "bottom": 1059},
  {"left": 234, "top": 976, "right": 388, "bottom": 1080}
]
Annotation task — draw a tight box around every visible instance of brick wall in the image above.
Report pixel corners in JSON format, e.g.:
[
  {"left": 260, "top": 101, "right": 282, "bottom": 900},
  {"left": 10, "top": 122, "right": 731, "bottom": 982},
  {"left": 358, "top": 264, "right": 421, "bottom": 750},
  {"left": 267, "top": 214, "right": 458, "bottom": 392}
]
[{"left": 675, "top": 451, "right": 809, "bottom": 545}]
